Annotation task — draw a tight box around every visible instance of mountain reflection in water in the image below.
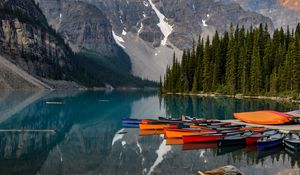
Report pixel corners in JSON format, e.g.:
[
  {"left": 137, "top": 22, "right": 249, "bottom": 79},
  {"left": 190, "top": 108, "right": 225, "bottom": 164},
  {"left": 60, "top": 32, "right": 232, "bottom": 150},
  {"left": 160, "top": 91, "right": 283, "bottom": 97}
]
[{"left": 0, "top": 91, "right": 299, "bottom": 175}]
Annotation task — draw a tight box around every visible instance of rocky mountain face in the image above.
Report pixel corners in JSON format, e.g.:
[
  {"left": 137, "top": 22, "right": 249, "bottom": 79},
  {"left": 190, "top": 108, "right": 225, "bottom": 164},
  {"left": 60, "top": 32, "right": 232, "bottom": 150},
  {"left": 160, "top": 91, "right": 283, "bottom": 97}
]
[
  {"left": 37, "top": 0, "right": 132, "bottom": 73},
  {"left": 0, "top": 0, "right": 155, "bottom": 89},
  {"left": 37, "top": 0, "right": 274, "bottom": 81},
  {"left": 0, "top": 0, "right": 77, "bottom": 89},
  {"left": 224, "top": 0, "right": 300, "bottom": 30}
]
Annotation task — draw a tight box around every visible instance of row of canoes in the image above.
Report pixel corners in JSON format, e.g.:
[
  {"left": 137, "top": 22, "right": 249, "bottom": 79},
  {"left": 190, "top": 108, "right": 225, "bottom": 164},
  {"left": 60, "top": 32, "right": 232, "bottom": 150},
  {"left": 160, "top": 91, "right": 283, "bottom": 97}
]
[{"left": 122, "top": 116, "right": 300, "bottom": 152}]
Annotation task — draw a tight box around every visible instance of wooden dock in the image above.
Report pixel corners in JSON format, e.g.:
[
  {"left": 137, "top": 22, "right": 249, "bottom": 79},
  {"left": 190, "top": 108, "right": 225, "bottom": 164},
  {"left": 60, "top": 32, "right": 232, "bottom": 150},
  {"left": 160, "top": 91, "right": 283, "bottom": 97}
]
[{"left": 224, "top": 119, "right": 300, "bottom": 133}]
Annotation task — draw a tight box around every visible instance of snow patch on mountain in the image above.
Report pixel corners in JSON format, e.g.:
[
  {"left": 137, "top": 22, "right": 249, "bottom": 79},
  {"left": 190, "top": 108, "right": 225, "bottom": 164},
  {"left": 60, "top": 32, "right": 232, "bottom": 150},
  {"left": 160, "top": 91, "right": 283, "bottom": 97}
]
[
  {"left": 138, "top": 22, "right": 144, "bottom": 34},
  {"left": 143, "top": 1, "right": 149, "bottom": 7},
  {"left": 148, "top": 0, "right": 173, "bottom": 46},
  {"left": 112, "top": 30, "right": 126, "bottom": 49},
  {"left": 122, "top": 30, "right": 127, "bottom": 35},
  {"left": 202, "top": 19, "right": 208, "bottom": 26}
]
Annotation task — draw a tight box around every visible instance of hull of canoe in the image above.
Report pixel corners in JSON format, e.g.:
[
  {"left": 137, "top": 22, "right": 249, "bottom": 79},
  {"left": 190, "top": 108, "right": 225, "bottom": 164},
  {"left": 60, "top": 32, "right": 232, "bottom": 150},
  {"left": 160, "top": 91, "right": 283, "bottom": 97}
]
[
  {"left": 165, "top": 129, "right": 216, "bottom": 138},
  {"left": 257, "top": 138, "right": 283, "bottom": 150},
  {"left": 183, "top": 134, "right": 224, "bottom": 143},
  {"left": 246, "top": 136, "right": 262, "bottom": 145},
  {"left": 122, "top": 118, "right": 142, "bottom": 124},
  {"left": 139, "top": 124, "right": 178, "bottom": 130},
  {"left": 139, "top": 129, "right": 164, "bottom": 136},
  {"left": 284, "top": 139, "right": 300, "bottom": 152},
  {"left": 122, "top": 123, "right": 139, "bottom": 128}
]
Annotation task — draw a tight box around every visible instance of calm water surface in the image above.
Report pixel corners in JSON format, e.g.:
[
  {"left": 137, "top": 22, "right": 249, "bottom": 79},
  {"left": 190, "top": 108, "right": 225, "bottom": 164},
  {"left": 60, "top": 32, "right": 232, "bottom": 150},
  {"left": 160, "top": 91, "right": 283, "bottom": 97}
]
[{"left": 0, "top": 90, "right": 299, "bottom": 175}]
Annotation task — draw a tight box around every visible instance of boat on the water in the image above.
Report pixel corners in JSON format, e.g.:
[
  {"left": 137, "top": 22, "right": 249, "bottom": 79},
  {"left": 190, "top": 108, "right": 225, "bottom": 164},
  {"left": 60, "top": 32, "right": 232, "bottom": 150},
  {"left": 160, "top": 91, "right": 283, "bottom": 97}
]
[
  {"left": 183, "top": 133, "right": 225, "bottom": 143},
  {"left": 164, "top": 128, "right": 217, "bottom": 138},
  {"left": 139, "top": 123, "right": 179, "bottom": 130},
  {"left": 246, "top": 129, "right": 279, "bottom": 145},
  {"left": 182, "top": 130, "right": 242, "bottom": 144},
  {"left": 283, "top": 133, "right": 300, "bottom": 152},
  {"left": 257, "top": 133, "right": 284, "bottom": 150},
  {"left": 217, "top": 134, "right": 248, "bottom": 147},
  {"left": 139, "top": 129, "right": 164, "bottom": 136},
  {"left": 122, "top": 123, "right": 139, "bottom": 128},
  {"left": 122, "top": 118, "right": 142, "bottom": 124}
]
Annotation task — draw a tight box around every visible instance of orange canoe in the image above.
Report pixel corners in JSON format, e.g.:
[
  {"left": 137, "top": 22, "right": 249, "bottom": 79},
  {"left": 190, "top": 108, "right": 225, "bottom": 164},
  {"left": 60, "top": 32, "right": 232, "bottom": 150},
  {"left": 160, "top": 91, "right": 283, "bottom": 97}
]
[
  {"left": 139, "top": 123, "right": 178, "bottom": 130},
  {"left": 234, "top": 110, "right": 293, "bottom": 125},
  {"left": 165, "top": 129, "right": 217, "bottom": 138},
  {"left": 139, "top": 129, "right": 164, "bottom": 136}
]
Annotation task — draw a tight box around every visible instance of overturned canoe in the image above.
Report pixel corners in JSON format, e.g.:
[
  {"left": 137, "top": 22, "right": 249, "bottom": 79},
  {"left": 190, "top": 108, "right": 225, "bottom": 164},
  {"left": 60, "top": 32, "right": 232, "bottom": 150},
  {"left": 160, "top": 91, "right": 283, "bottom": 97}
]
[{"left": 234, "top": 110, "right": 293, "bottom": 125}]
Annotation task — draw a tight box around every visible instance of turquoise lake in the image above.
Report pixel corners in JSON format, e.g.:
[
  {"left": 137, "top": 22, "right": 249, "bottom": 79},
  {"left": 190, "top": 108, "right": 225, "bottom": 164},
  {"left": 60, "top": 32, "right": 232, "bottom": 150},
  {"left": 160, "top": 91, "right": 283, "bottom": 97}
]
[{"left": 0, "top": 90, "right": 300, "bottom": 175}]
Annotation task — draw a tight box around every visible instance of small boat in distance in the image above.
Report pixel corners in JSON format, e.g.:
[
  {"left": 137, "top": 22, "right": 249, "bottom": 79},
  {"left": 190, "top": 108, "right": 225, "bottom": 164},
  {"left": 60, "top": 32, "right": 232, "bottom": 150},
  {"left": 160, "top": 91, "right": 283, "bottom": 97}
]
[{"left": 46, "top": 101, "right": 64, "bottom": 105}]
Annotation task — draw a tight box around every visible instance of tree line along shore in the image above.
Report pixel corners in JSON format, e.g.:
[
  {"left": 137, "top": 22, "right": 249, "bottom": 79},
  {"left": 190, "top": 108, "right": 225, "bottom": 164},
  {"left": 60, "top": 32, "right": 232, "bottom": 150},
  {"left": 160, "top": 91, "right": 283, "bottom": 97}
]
[{"left": 160, "top": 23, "right": 300, "bottom": 100}]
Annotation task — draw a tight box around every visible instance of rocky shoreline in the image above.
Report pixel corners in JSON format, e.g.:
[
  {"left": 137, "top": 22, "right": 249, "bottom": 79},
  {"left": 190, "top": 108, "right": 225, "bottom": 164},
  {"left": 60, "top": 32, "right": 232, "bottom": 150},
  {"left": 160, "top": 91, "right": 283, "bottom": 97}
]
[{"left": 164, "top": 92, "right": 300, "bottom": 104}]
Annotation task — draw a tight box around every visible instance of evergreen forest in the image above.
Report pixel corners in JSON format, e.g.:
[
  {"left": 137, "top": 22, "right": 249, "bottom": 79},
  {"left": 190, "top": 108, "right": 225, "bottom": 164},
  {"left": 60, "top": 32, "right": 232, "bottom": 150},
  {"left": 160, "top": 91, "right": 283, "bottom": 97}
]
[{"left": 161, "top": 24, "right": 300, "bottom": 98}]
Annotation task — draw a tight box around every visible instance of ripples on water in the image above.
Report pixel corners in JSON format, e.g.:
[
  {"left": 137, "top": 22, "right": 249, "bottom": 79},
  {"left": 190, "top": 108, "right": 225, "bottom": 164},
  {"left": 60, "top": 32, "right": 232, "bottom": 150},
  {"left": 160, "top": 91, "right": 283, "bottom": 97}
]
[{"left": 0, "top": 90, "right": 299, "bottom": 175}]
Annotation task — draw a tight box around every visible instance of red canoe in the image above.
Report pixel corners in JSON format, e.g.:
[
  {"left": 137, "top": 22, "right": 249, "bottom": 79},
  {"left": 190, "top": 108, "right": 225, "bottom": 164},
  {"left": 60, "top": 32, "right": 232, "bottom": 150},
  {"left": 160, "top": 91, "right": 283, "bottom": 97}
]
[
  {"left": 246, "top": 134, "right": 263, "bottom": 145},
  {"left": 182, "top": 133, "right": 224, "bottom": 144}
]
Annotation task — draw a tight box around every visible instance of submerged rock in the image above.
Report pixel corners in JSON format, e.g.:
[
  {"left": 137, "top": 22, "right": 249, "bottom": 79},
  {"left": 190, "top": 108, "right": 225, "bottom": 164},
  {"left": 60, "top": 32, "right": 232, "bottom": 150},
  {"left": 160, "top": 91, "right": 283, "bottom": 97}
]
[{"left": 197, "top": 165, "right": 244, "bottom": 175}]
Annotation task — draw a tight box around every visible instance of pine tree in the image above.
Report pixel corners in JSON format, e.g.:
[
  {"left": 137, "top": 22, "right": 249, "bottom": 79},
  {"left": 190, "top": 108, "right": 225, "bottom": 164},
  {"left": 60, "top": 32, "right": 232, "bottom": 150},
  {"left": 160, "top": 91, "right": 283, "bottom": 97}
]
[
  {"left": 202, "top": 36, "right": 211, "bottom": 92},
  {"left": 239, "top": 45, "right": 247, "bottom": 94},
  {"left": 293, "top": 34, "right": 300, "bottom": 93},
  {"left": 212, "top": 31, "right": 221, "bottom": 91},
  {"left": 225, "top": 33, "right": 236, "bottom": 94},
  {"left": 250, "top": 31, "right": 262, "bottom": 94},
  {"left": 192, "top": 71, "right": 198, "bottom": 93},
  {"left": 263, "top": 38, "right": 272, "bottom": 92}
]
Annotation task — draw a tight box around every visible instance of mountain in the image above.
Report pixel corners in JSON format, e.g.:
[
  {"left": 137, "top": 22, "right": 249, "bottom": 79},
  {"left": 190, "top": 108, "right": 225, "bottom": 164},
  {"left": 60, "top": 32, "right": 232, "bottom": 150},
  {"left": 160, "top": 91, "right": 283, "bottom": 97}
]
[
  {"left": 224, "top": 0, "right": 300, "bottom": 30},
  {"left": 0, "top": 0, "right": 76, "bottom": 89},
  {"left": 37, "top": 0, "right": 273, "bottom": 81},
  {"left": 0, "top": 0, "right": 155, "bottom": 89}
]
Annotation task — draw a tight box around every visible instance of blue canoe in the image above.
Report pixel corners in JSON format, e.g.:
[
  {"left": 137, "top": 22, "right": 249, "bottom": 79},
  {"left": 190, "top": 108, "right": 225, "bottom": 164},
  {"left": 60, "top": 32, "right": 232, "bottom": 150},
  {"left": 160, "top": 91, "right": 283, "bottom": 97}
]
[
  {"left": 122, "top": 118, "right": 142, "bottom": 124},
  {"left": 122, "top": 123, "right": 139, "bottom": 128},
  {"left": 257, "top": 133, "right": 284, "bottom": 150}
]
